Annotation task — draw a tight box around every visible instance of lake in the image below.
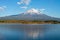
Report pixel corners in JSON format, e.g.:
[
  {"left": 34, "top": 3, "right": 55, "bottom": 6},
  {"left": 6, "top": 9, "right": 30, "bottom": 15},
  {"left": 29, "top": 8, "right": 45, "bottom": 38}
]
[{"left": 0, "top": 24, "right": 60, "bottom": 40}]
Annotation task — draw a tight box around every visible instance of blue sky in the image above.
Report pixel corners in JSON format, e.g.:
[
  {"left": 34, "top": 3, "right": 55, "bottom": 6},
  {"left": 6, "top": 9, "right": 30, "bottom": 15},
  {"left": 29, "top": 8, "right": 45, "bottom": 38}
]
[{"left": 0, "top": 0, "right": 60, "bottom": 18}]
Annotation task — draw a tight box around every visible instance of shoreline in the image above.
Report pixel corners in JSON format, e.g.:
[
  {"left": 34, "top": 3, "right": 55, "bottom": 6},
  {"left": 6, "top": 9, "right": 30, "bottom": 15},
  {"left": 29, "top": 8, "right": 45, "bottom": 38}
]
[
  {"left": 0, "top": 20, "right": 60, "bottom": 24},
  {"left": 0, "top": 23, "right": 59, "bottom": 25}
]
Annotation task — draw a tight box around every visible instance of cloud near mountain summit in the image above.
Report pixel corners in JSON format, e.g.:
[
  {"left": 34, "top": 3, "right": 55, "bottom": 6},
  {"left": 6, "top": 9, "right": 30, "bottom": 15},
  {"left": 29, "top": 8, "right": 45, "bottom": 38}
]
[{"left": 25, "top": 8, "right": 45, "bottom": 14}]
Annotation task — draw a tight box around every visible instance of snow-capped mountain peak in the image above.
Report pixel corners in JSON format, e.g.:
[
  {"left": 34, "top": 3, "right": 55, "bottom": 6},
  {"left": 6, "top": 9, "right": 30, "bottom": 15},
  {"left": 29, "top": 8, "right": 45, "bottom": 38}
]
[{"left": 24, "top": 8, "right": 40, "bottom": 15}]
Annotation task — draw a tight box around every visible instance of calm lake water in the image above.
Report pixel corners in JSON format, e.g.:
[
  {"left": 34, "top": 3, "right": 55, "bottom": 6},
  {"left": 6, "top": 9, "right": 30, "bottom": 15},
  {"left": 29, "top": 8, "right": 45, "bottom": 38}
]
[{"left": 0, "top": 24, "right": 60, "bottom": 40}]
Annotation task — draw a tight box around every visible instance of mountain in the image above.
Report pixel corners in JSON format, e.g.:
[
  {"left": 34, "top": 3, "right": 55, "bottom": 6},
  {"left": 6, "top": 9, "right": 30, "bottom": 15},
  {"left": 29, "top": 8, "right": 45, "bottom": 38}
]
[{"left": 0, "top": 8, "right": 60, "bottom": 21}]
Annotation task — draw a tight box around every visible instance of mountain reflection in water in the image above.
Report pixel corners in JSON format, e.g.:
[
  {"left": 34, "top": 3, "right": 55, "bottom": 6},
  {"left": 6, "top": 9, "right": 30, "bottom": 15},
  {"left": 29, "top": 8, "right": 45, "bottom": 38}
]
[{"left": 0, "top": 24, "right": 60, "bottom": 40}]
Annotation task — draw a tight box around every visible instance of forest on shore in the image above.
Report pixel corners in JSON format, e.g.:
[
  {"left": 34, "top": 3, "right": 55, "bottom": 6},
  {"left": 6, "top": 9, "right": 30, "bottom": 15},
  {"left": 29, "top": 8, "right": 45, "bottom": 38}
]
[{"left": 0, "top": 20, "right": 60, "bottom": 24}]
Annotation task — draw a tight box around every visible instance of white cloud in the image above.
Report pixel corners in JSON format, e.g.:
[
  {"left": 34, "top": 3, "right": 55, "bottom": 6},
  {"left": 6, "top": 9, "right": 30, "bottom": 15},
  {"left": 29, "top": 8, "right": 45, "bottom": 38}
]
[
  {"left": 20, "top": 6, "right": 27, "bottom": 9},
  {"left": 0, "top": 6, "right": 7, "bottom": 12},
  {"left": 0, "top": 7, "right": 4, "bottom": 11},
  {"left": 3, "top": 6, "right": 7, "bottom": 8},
  {"left": 17, "top": 0, "right": 31, "bottom": 5},
  {"left": 17, "top": 0, "right": 31, "bottom": 9},
  {"left": 40, "top": 9, "right": 45, "bottom": 13},
  {"left": 17, "top": 2, "right": 21, "bottom": 5}
]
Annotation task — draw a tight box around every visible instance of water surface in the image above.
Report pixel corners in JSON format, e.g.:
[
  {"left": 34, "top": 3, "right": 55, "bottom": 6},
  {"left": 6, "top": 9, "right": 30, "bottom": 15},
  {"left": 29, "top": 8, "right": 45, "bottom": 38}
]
[{"left": 0, "top": 24, "right": 60, "bottom": 40}]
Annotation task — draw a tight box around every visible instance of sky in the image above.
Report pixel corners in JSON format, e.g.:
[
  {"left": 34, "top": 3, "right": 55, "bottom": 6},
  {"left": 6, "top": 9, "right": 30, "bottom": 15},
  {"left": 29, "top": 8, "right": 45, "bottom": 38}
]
[{"left": 0, "top": 0, "right": 60, "bottom": 18}]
